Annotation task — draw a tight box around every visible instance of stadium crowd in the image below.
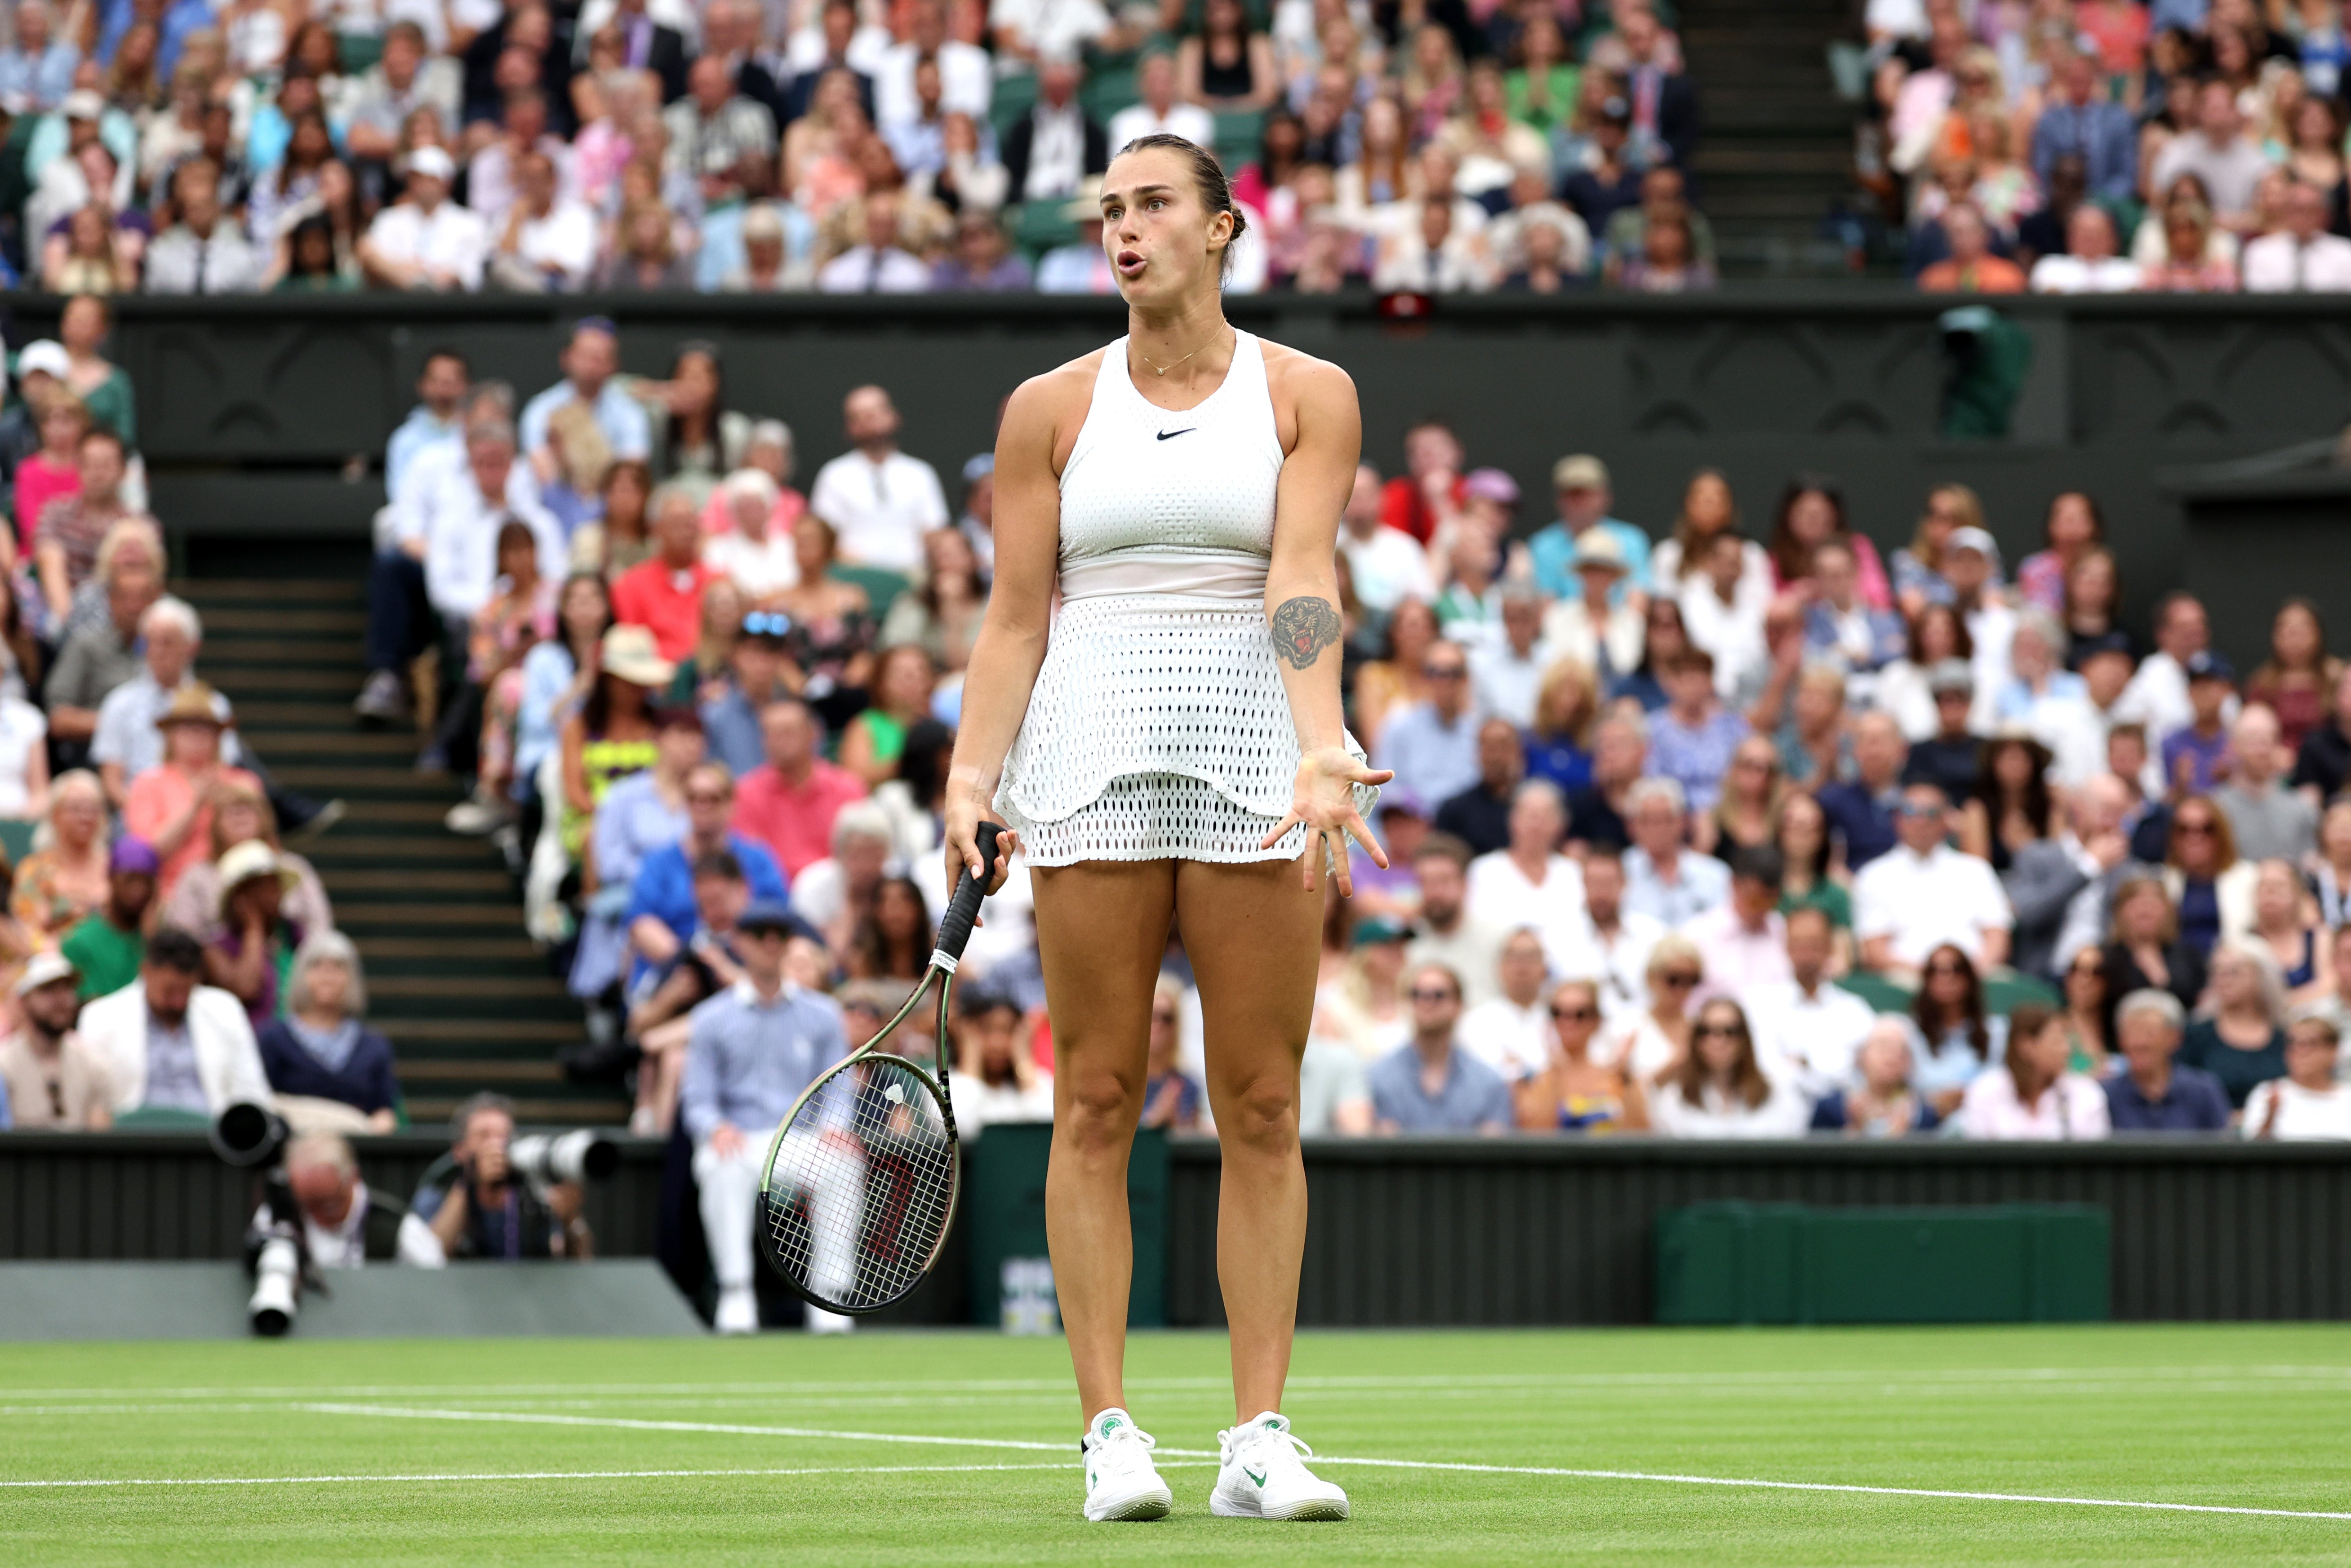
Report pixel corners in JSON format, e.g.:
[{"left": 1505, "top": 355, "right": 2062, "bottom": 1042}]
[
  {"left": 0, "top": 0, "right": 1715, "bottom": 293},
  {"left": 1858, "top": 0, "right": 2351, "bottom": 291},
  {"left": 2, "top": 308, "right": 2351, "bottom": 1149}
]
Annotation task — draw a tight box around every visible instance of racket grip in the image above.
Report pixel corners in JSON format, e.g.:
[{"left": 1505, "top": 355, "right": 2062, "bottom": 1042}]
[{"left": 931, "top": 820, "right": 1003, "bottom": 971}]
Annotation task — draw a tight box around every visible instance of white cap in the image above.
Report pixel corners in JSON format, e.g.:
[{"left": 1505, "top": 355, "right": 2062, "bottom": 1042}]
[
  {"left": 15, "top": 950, "right": 76, "bottom": 996},
  {"left": 15, "top": 339, "right": 69, "bottom": 382},
  {"left": 408, "top": 145, "right": 456, "bottom": 182},
  {"left": 61, "top": 88, "right": 104, "bottom": 120}
]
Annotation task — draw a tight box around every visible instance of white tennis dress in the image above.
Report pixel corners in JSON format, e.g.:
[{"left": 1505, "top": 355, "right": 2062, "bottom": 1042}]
[{"left": 996, "top": 330, "right": 1376, "bottom": 866}]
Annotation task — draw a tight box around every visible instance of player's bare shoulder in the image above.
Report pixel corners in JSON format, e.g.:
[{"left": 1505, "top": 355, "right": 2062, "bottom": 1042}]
[
  {"left": 1002, "top": 348, "right": 1108, "bottom": 470},
  {"left": 1258, "top": 338, "right": 1358, "bottom": 408},
  {"left": 1258, "top": 338, "right": 1360, "bottom": 455}
]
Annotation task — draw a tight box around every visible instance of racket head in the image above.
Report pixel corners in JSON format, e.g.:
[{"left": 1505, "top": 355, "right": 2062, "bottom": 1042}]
[{"left": 756, "top": 1051, "right": 961, "bottom": 1315}]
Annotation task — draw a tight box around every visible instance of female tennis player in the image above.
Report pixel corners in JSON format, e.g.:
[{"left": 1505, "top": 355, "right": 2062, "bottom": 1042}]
[{"left": 945, "top": 134, "right": 1384, "bottom": 1524}]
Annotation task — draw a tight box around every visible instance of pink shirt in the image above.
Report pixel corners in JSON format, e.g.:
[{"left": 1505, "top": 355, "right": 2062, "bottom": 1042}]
[
  {"left": 731, "top": 759, "right": 868, "bottom": 878},
  {"left": 124, "top": 764, "right": 265, "bottom": 897},
  {"left": 13, "top": 455, "right": 77, "bottom": 551}
]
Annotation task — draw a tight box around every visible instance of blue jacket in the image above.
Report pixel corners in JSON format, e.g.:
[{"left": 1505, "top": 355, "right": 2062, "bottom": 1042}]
[{"left": 626, "top": 834, "right": 789, "bottom": 951}]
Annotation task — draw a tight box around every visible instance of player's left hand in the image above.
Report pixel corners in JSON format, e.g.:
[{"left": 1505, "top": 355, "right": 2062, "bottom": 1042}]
[{"left": 1263, "top": 747, "right": 1393, "bottom": 897}]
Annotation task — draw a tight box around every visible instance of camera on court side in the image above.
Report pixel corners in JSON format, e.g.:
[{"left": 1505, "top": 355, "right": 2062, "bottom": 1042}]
[{"left": 213, "top": 1102, "right": 309, "bottom": 1337}]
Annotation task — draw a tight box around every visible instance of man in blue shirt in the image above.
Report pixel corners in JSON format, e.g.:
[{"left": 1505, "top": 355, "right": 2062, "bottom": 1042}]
[
  {"left": 2029, "top": 51, "right": 2137, "bottom": 204},
  {"left": 0, "top": 2, "right": 78, "bottom": 113},
  {"left": 1367, "top": 963, "right": 1515, "bottom": 1133},
  {"left": 1526, "top": 453, "right": 1650, "bottom": 604},
  {"left": 384, "top": 350, "right": 471, "bottom": 511},
  {"left": 1818, "top": 711, "right": 1909, "bottom": 870},
  {"left": 681, "top": 900, "right": 856, "bottom": 1334},
  {"left": 1372, "top": 639, "right": 1485, "bottom": 809},
  {"left": 520, "top": 317, "right": 653, "bottom": 491},
  {"left": 627, "top": 760, "right": 789, "bottom": 985},
  {"left": 2104, "top": 990, "right": 2232, "bottom": 1133},
  {"left": 1622, "top": 777, "right": 1732, "bottom": 927}
]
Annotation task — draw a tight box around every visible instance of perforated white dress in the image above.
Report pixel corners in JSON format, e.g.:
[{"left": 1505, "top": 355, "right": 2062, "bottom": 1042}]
[{"left": 995, "top": 331, "right": 1376, "bottom": 866}]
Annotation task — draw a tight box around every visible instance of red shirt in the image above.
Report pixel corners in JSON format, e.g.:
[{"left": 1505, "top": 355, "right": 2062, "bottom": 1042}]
[
  {"left": 1378, "top": 474, "right": 1463, "bottom": 544},
  {"left": 730, "top": 759, "right": 869, "bottom": 878},
  {"left": 610, "top": 558, "right": 721, "bottom": 662}
]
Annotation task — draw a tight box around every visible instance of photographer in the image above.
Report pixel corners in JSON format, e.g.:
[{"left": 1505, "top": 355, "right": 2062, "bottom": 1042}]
[
  {"left": 255, "top": 1131, "right": 445, "bottom": 1268},
  {"left": 412, "top": 1093, "right": 593, "bottom": 1261}
]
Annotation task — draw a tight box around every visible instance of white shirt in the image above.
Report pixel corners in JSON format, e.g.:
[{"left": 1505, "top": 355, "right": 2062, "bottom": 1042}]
[
  {"left": 1539, "top": 599, "right": 1645, "bottom": 680},
  {"left": 363, "top": 198, "right": 489, "bottom": 290},
  {"left": 1458, "top": 996, "right": 1550, "bottom": 1083},
  {"left": 1679, "top": 575, "right": 1772, "bottom": 699},
  {"left": 1959, "top": 1070, "right": 2111, "bottom": 1140},
  {"left": 1742, "top": 978, "right": 1878, "bottom": 1091},
  {"left": 990, "top": 0, "right": 1112, "bottom": 60},
  {"left": 2029, "top": 254, "right": 2142, "bottom": 293},
  {"left": 1464, "top": 852, "right": 1596, "bottom": 977},
  {"left": 2241, "top": 230, "right": 2351, "bottom": 293},
  {"left": 507, "top": 197, "right": 599, "bottom": 291},
  {"left": 703, "top": 529, "right": 800, "bottom": 599},
  {"left": 873, "top": 40, "right": 991, "bottom": 130},
  {"left": 1468, "top": 640, "right": 1546, "bottom": 728},
  {"left": 415, "top": 470, "right": 566, "bottom": 619},
  {"left": 2114, "top": 649, "right": 2238, "bottom": 747},
  {"left": 1587, "top": 912, "right": 1665, "bottom": 1022},
  {"left": 816, "top": 245, "right": 933, "bottom": 294},
  {"left": 2241, "top": 1078, "right": 2351, "bottom": 1140},
  {"left": 0, "top": 698, "right": 46, "bottom": 816},
  {"left": 1648, "top": 1076, "right": 1813, "bottom": 1138},
  {"left": 1853, "top": 843, "right": 2014, "bottom": 969},
  {"left": 1964, "top": 598, "right": 2017, "bottom": 699},
  {"left": 1107, "top": 101, "right": 1217, "bottom": 151},
  {"left": 951, "top": 1069, "right": 1057, "bottom": 1135},
  {"left": 1338, "top": 524, "right": 1435, "bottom": 615},
  {"left": 267, "top": 1188, "right": 448, "bottom": 1268},
  {"left": 807, "top": 449, "right": 950, "bottom": 572}
]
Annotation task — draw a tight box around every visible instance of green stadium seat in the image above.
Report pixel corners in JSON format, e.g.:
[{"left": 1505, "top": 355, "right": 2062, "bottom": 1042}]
[
  {"left": 1212, "top": 108, "right": 1264, "bottom": 171},
  {"left": 111, "top": 1106, "right": 215, "bottom": 1132},
  {"left": 0, "top": 817, "right": 34, "bottom": 867},
  {"left": 1009, "top": 199, "right": 1080, "bottom": 258},
  {"left": 1081, "top": 62, "right": 1140, "bottom": 125},
  {"left": 991, "top": 70, "right": 1040, "bottom": 147},
  {"left": 337, "top": 31, "right": 384, "bottom": 74},
  {"left": 829, "top": 564, "right": 911, "bottom": 619}
]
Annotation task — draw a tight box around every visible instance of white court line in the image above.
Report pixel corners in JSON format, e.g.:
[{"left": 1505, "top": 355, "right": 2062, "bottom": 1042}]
[
  {"left": 284, "top": 1403, "right": 2351, "bottom": 1524},
  {"left": 0, "top": 1461, "right": 1141, "bottom": 1491}
]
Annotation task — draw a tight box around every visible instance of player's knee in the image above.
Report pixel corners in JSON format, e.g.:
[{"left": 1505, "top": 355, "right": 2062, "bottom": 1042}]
[
  {"left": 1216, "top": 1071, "right": 1298, "bottom": 1152},
  {"left": 1058, "top": 1067, "right": 1143, "bottom": 1150}
]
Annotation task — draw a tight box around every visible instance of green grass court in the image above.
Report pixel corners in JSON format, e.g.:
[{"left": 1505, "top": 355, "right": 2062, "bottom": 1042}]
[{"left": 5, "top": 1325, "right": 2349, "bottom": 1564}]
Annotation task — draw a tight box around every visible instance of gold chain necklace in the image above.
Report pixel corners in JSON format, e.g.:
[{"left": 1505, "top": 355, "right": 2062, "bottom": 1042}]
[{"left": 1136, "top": 328, "right": 1225, "bottom": 378}]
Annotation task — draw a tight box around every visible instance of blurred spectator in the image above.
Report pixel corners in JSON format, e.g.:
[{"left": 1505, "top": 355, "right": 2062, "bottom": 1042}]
[
  {"left": 92, "top": 595, "right": 222, "bottom": 802},
  {"left": 627, "top": 758, "right": 789, "bottom": 974},
  {"left": 1683, "top": 845, "right": 1793, "bottom": 998},
  {"left": 1458, "top": 927, "right": 1553, "bottom": 1084},
  {"left": 0, "top": 3, "right": 80, "bottom": 114},
  {"left": 1528, "top": 453, "right": 1649, "bottom": 604},
  {"left": 1907, "top": 941, "right": 2006, "bottom": 1118},
  {"left": 13, "top": 387, "right": 87, "bottom": 557},
  {"left": 143, "top": 159, "right": 263, "bottom": 292},
  {"left": 2164, "top": 792, "right": 2254, "bottom": 955},
  {"left": 1435, "top": 719, "right": 1523, "bottom": 856},
  {"left": 818, "top": 189, "right": 933, "bottom": 291},
  {"left": 253, "top": 931, "right": 398, "bottom": 1134},
  {"left": 733, "top": 698, "right": 869, "bottom": 880},
  {"left": 1320, "top": 915, "right": 1412, "bottom": 1057},
  {"left": 122, "top": 685, "right": 264, "bottom": 898},
  {"left": 1373, "top": 192, "right": 1494, "bottom": 291},
  {"left": 2241, "top": 1013, "right": 2351, "bottom": 1139},
  {"left": 1109, "top": 49, "right": 1213, "bottom": 148},
  {"left": 955, "top": 984, "right": 1057, "bottom": 1132},
  {"left": 2030, "top": 205, "right": 2140, "bottom": 292},
  {"left": 80, "top": 926, "right": 271, "bottom": 1119},
  {"left": 1916, "top": 203, "right": 2024, "bottom": 292},
  {"left": 486, "top": 149, "right": 598, "bottom": 292},
  {"left": 1514, "top": 976, "right": 1649, "bottom": 1133},
  {"left": 1004, "top": 55, "right": 1106, "bottom": 204},
  {"left": 840, "top": 644, "right": 936, "bottom": 787},
  {"left": 1403, "top": 834, "right": 1505, "bottom": 1010},
  {"left": 1367, "top": 961, "right": 1513, "bottom": 1133},
  {"left": 2246, "top": 599, "right": 2338, "bottom": 758},
  {"left": 1855, "top": 781, "right": 2012, "bottom": 979},
  {"left": 787, "top": 799, "right": 898, "bottom": 955},
  {"left": 1649, "top": 649, "right": 1747, "bottom": 813},
  {"left": 1960, "top": 1002, "right": 2111, "bottom": 1139},
  {"left": 264, "top": 1130, "right": 443, "bottom": 1267},
  {"left": 2215, "top": 706, "right": 2316, "bottom": 862},
  {"left": 1649, "top": 998, "right": 1810, "bottom": 1138},
  {"left": 1539, "top": 533, "right": 1643, "bottom": 682},
  {"left": 1602, "top": 933, "right": 1702, "bottom": 1081},
  {"left": 1746, "top": 905, "right": 1874, "bottom": 1089},
  {"left": 2150, "top": 80, "right": 2271, "bottom": 231},
  {"left": 60, "top": 836, "right": 157, "bottom": 1002},
  {"left": 522, "top": 319, "right": 652, "bottom": 487},
  {"left": 2105, "top": 988, "right": 2232, "bottom": 1132},
  {"left": 0, "top": 951, "right": 111, "bottom": 1129},
  {"left": 931, "top": 209, "right": 1032, "bottom": 289},
  {"left": 199, "top": 841, "right": 308, "bottom": 1031},
  {"left": 2244, "top": 179, "right": 2351, "bottom": 289},
  {"left": 611, "top": 488, "right": 720, "bottom": 663},
  {"left": 2031, "top": 50, "right": 2137, "bottom": 204},
  {"left": 1622, "top": 776, "right": 1729, "bottom": 926},
  {"left": 10, "top": 770, "right": 110, "bottom": 946},
  {"left": 807, "top": 385, "right": 947, "bottom": 574},
  {"left": 357, "top": 145, "right": 485, "bottom": 289},
  {"left": 2139, "top": 195, "right": 2239, "bottom": 291},
  {"left": 2180, "top": 940, "right": 2289, "bottom": 1111},
  {"left": 1810, "top": 1017, "right": 1939, "bottom": 1136},
  {"left": 1372, "top": 637, "right": 1481, "bottom": 808},
  {"left": 34, "top": 426, "right": 143, "bottom": 630}
]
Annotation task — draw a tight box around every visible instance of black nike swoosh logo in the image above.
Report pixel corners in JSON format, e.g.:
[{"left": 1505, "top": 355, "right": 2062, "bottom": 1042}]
[{"left": 1156, "top": 428, "right": 1195, "bottom": 441}]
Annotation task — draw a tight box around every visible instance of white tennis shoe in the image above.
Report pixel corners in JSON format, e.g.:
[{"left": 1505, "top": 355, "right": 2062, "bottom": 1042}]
[
  {"left": 1080, "top": 1408, "right": 1173, "bottom": 1522},
  {"left": 1211, "top": 1412, "right": 1350, "bottom": 1521}
]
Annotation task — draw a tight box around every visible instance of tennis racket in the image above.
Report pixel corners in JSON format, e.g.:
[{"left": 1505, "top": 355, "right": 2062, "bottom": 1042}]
[{"left": 756, "top": 821, "right": 1003, "bottom": 1315}]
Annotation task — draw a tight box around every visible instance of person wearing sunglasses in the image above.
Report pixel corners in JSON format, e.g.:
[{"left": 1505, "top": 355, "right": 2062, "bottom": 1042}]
[
  {"left": 1369, "top": 637, "right": 1484, "bottom": 812},
  {"left": 1514, "top": 977, "right": 1649, "bottom": 1133},
  {"left": 699, "top": 611, "right": 799, "bottom": 777},
  {"left": 2241, "top": 1013, "right": 2351, "bottom": 1140},
  {"left": 1648, "top": 997, "right": 1809, "bottom": 1137},
  {"left": 1365, "top": 963, "right": 1514, "bottom": 1134},
  {"left": 1854, "top": 781, "right": 2013, "bottom": 985},
  {"left": 1600, "top": 933, "right": 1705, "bottom": 1084},
  {"left": 2161, "top": 793, "right": 2255, "bottom": 957}
]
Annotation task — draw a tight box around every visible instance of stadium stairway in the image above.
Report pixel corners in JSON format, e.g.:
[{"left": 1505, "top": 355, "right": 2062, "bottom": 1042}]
[
  {"left": 179, "top": 568, "right": 622, "bottom": 1128},
  {"left": 1675, "top": 0, "right": 1857, "bottom": 278}
]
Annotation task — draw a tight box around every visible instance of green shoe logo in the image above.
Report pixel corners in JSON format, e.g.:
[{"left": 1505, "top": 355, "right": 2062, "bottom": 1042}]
[{"left": 1244, "top": 1465, "right": 1267, "bottom": 1488}]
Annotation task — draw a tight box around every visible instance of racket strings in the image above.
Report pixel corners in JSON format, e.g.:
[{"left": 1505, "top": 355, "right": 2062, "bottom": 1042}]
[{"left": 764, "top": 1056, "right": 957, "bottom": 1312}]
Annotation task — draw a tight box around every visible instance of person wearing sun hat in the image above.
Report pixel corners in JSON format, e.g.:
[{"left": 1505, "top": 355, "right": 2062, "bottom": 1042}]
[
  {"left": 201, "top": 839, "right": 308, "bottom": 1031},
  {"left": 557, "top": 623, "right": 672, "bottom": 859},
  {"left": 122, "top": 684, "right": 263, "bottom": 898}
]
